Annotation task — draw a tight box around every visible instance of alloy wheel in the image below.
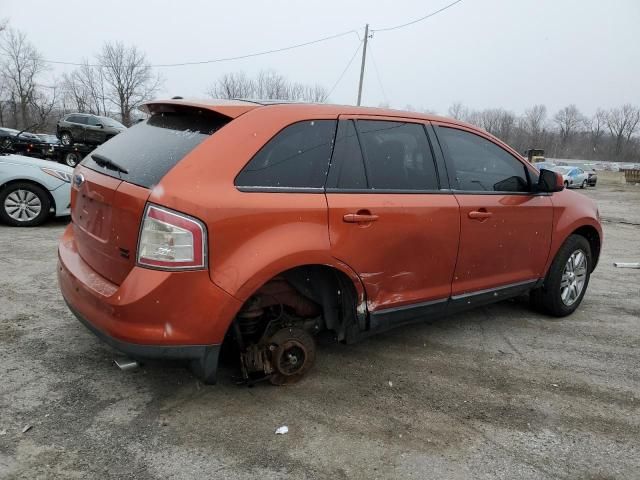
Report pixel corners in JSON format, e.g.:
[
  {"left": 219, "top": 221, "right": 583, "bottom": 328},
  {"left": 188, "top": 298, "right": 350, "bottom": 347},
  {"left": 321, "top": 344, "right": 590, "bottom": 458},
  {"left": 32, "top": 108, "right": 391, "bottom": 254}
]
[
  {"left": 4, "top": 189, "right": 42, "bottom": 222},
  {"left": 560, "top": 249, "right": 587, "bottom": 306}
]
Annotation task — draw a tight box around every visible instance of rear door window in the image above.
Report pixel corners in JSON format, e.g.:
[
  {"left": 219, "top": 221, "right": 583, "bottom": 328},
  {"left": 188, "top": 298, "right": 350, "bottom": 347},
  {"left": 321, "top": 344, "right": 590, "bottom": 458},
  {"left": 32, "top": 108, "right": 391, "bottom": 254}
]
[
  {"left": 82, "top": 109, "right": 230, "bottom": 188},
  {"left": 357, "top": 120, "right": 438, "bottom": 190},
  {"left": 68, "top": 115, "right": 86, "bottom": 124},
  {"left": 235, "top": 120, "right": 337, "bottom": 190},
  {"left": 326, "top": 120, "right": 368, "bottom": 189}
]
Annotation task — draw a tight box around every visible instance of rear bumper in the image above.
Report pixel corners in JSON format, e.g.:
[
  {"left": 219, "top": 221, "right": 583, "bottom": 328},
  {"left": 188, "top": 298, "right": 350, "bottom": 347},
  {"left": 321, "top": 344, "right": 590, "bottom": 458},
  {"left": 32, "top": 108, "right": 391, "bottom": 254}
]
[
  {"left": 57, "top": 224, "right": 242, "bottom": 381},
  {"left": 65, "top": 299, "right": 221, "bottom": 381}
]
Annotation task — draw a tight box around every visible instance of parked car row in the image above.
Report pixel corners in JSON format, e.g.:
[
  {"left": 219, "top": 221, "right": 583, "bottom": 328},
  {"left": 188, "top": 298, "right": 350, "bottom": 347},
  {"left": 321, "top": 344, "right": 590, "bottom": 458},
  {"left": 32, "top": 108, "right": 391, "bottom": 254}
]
[
  {"left": 534, "top": 162, "right": 597, "bottom": 188},
  {"left": 0, "top": 113, "right": 127, "bottom": 169}
]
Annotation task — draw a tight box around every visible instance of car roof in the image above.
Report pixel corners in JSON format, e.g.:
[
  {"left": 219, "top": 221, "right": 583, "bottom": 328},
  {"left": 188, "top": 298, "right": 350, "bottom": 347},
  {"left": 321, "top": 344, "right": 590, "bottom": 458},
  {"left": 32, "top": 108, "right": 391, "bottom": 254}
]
[{"left": 141, "top": 98, "right": 473, "bottom": 127}]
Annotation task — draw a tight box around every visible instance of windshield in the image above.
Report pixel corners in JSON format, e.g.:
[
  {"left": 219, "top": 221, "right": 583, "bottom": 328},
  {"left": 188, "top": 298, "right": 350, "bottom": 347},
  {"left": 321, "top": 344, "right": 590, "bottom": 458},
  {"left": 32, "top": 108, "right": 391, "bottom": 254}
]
[
  {"left": 82, "top": 109, "right": 231, "bottom": 188},
  {"left": 554, "top": 167, "right": 572, "bottom": 174}
]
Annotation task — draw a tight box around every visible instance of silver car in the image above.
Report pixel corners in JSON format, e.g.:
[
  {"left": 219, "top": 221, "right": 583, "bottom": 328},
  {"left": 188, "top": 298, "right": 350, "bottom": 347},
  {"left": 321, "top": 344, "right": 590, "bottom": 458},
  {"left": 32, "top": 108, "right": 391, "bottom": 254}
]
[
  {"left": 0, "top": 153, "right": 72, "bottom": 226},
  {"left": 552, "top": 166, "right": 589, "bottom": 189}
]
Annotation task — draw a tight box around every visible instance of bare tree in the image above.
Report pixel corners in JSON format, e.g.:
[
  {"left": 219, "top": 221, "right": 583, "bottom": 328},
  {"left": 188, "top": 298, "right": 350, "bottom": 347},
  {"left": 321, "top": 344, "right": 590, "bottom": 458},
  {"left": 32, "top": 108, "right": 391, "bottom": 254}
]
[
  {"left": 588, "top": 109, "right": 607, "bottom": 153},
  {"left": 0, "top": 28, "right": 47, "bottom": 129},
  {"left": 207, "top": 70, "right": 328, "bottom": 102},
  {"left": 606, "top": 104, "right": 640, "bottom": 156},
  {"left": 448, "top": 102, "right": 467, "bottom": 120},
  {"left": 553, "top": 104, "right": 585, "bottom": 146},
  {"left": 98, "top": 42, "right": 161, "bottom": 126},
  {"left": 521, "top": 104, "right": 547, "bottom": 146},
  {"left": 62, "top": 60, "right": 108, "bottom": 115},
  {"left": 207, "top": 71, "right": 254, "bottom": 99},
  {"left": 29, "top": 86, "right": 58, "bottom": 129}
]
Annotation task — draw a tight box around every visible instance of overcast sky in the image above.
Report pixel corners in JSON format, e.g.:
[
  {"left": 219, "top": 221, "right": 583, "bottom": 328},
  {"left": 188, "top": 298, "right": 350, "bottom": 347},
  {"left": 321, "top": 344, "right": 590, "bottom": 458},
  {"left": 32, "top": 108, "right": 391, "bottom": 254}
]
[{"left": 2, "top": 0, "right": 639, "bottom": 116}]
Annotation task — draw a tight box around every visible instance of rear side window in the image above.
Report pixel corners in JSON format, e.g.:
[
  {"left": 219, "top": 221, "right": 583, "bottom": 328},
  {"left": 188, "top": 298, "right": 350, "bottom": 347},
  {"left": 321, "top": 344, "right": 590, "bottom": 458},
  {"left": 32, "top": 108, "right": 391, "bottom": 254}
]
[
  {"left": 437, "top": 127, "right": 529, "bottom": 192},
  {"left": 235, "top": 120, "right": 337, "bottom": 189},
  {"left": 82, "top": 109, "right": 230, "bottom": 188},
  {"left": 357, "top": 120, "right": 438, "bottom": 190}
]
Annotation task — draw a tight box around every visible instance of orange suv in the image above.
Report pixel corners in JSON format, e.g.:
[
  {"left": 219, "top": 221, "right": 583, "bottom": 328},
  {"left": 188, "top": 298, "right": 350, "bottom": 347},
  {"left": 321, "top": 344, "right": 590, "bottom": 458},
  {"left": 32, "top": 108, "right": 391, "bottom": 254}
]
[{"left": 58, "top": 99, "right": 602, "bottom": 385}]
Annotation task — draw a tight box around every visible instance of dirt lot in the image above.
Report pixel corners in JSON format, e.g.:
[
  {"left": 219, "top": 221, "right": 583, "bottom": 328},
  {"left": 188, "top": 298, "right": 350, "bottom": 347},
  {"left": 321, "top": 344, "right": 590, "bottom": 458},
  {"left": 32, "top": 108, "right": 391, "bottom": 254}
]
[{"left": 1, "top": 182, "right": 639, "bottom": 479}]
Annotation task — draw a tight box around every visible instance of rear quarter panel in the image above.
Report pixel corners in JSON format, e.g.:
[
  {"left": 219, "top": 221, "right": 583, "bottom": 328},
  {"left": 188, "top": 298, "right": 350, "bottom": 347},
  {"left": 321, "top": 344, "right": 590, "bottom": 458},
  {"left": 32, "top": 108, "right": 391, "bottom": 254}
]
[{"left": 148, "top": 106, "right": 366, "bottom": 305}]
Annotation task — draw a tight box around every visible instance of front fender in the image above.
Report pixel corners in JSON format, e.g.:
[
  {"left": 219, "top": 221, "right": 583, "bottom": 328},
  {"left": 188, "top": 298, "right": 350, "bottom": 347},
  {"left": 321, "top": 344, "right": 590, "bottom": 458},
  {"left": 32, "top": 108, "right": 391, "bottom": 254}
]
[{"left": 543, "top": 189, "right": 603, "bottom": 275}]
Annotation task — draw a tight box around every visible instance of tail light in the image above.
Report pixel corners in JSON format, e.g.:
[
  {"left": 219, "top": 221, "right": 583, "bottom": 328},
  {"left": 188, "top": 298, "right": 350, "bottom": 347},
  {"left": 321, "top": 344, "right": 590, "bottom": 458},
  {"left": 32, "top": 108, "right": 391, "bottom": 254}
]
[{"left": 137, "top": 204, "right": 207, "bottom": 270}]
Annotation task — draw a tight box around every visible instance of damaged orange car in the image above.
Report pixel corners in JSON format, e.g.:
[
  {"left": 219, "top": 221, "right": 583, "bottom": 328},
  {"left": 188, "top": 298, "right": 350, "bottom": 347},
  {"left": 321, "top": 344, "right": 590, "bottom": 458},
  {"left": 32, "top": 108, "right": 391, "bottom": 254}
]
[{"left": 58, "top": 99, "right": 602, "bottom": 385}]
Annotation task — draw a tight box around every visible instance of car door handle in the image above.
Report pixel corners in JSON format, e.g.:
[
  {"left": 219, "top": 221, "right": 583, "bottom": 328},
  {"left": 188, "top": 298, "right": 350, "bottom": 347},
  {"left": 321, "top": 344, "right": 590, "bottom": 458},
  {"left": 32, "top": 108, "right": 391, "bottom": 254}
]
[
  {"left": 343, "top": 212, "right": 379, "bottom": 223},
  {"left": 468, "top": 210, "right": 493, "bottom": 220}
]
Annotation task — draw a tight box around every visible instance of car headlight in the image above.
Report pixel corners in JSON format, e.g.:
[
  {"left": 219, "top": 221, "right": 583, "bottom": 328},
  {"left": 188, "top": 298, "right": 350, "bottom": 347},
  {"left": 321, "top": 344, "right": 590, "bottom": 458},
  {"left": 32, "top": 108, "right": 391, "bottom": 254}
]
[{"left": 41, "top": 167, "right": 72, "bottom": 183}]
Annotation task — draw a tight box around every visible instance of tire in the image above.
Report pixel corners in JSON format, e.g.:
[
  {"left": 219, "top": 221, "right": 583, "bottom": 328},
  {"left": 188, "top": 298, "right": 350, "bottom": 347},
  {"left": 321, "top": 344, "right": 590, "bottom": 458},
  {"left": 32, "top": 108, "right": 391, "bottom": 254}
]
[
  {"left": 64, "top": 152, "right": 80, "bottom": 167},
  {"left": 0, "top": 182, "right": 51, "bottom": 227},
  {"left": 530, "top": 234, "right": 592, "bottom": 317},
  {"left": 564, "top": 181, "right": 569, "bottom": 188},
  {"left": 1, "top": 138, "right": 12, "bottom": 151},
  {"left": 581, "top": 180, "right": 587, "bottom": 189},
  {"left": 60, "top": 131, "right": 73, "bottom": 146}
]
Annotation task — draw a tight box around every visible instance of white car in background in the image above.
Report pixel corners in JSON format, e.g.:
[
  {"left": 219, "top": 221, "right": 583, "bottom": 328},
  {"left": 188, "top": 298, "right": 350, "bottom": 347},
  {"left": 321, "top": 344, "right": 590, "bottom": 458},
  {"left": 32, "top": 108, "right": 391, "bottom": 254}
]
[
  {"left": 0, "top": 153, "right": 72, "bottom": 226},
  {"left": 552, "top": 166, "right": 589, "bottom": 189}
]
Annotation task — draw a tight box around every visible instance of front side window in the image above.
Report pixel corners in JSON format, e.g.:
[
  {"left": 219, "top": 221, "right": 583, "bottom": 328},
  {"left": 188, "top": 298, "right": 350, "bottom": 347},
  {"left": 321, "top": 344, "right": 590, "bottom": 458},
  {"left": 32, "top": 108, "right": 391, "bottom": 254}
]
[
  {"left": 437, "top": 127, "right": 529, "bottom": 193},
  {"left": 87, "top": 116, "right": 100, "bottom": 126},
  {"left": 235, "top": 120, "right": 336, "bottom": 189},
  {"left": 357, "top": 120, "right": 438, "bottom": 190}
]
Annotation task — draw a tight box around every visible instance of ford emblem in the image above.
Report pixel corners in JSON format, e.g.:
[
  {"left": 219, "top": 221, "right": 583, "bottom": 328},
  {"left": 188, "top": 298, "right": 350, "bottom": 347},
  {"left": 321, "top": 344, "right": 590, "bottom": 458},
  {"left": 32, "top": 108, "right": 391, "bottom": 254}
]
[{"left": 73, "top": 173, "right": 85, "bottom": 188}]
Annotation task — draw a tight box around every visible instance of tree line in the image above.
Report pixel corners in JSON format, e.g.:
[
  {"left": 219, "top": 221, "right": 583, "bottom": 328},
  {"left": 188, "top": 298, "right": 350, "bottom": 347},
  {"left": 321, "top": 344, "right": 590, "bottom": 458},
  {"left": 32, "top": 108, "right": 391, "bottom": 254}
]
[
  {"left": 0, "top": 21, "right": 160, "bottom": 131},
  {"left": 1, "top": 19, "right": 638, "bottom": 161},
  {"left": 446, "top": 102, "right": 640, "bottom": 162}
]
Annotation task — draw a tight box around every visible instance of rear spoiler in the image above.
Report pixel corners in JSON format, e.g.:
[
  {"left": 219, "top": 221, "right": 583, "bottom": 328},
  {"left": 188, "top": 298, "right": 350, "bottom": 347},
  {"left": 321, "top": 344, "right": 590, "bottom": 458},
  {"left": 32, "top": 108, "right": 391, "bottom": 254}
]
[{"left": 141, "top": 99, "right": 259, "bottom": 119}]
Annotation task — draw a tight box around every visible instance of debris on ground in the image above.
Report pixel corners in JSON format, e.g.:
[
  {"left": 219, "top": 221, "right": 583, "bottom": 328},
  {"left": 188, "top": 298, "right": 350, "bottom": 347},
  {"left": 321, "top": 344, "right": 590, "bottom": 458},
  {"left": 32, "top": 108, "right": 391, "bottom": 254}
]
[
  {"left": 275, "top": 426, "right": 289, "bottom": 435},
  {"left": 613, "top": 262, "right": 640, "bottom": 269},
  {"left": 388, "top": 381, "right": 393, "bottom": 387},
  {"left": 21, "top": 425, "right": 32, "bottom": 434}
]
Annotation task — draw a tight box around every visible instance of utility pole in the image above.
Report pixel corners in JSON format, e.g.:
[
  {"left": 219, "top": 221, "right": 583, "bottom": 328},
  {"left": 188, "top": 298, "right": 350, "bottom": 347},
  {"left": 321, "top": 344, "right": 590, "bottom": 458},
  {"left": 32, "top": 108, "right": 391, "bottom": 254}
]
[{"left": 356, "top": 23, "right": 369, "bottom": 106}]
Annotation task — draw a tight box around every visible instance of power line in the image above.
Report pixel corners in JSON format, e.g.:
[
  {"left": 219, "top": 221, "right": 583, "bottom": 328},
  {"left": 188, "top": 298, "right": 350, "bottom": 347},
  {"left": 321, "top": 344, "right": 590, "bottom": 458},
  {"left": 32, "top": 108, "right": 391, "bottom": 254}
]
[
  {"left": 326, "top": 40, "right": 363, "bottom": 100},
  {"left": 372, "top": 0, "right": 464, "bottom": 33},
  {"left": 366, "top": 42, "right": 388, "bottom": 105},
  {"left": 0, "top": 29, "right": 360, "bottom": 68}
]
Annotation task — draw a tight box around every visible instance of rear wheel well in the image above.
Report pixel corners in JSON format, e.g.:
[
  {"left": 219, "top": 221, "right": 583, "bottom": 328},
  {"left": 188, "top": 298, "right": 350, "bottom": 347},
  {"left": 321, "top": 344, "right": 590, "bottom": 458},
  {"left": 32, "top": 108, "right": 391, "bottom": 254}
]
[
  {"left": 232, "top": 265, "right": 360, "bottom": 344},
  {"left": 571, "top": 225, "right": 601, "bottom": 270},
  {"left": 0, "top": 179, "right": 55, "bottom": 215}
]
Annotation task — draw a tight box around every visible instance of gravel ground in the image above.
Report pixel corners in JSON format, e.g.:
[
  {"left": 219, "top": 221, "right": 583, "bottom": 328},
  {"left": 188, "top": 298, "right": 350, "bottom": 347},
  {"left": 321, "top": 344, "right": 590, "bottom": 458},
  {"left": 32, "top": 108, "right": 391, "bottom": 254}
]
[{"left": 1, "top": 182, "right": 639, "bottom": 479}]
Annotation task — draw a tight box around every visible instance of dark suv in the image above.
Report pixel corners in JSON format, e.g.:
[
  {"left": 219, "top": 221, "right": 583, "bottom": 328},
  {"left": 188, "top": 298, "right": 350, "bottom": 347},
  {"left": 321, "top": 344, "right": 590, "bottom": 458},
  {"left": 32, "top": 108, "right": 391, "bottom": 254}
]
[{"left": 56, "top": 113, "right": 126, "bottom": 146}]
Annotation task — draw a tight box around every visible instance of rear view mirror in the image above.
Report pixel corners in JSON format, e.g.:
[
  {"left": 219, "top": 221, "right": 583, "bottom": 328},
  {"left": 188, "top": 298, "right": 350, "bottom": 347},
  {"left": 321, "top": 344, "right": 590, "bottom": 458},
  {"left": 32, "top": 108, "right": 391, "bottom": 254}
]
[{"left": 537, "top": 169, "right": 564, "bottom": 193}]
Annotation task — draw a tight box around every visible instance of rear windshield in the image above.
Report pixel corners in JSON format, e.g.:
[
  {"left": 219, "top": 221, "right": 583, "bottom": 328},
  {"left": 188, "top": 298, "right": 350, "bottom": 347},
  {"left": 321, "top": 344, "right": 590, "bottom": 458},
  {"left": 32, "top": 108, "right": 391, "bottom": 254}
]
[{"left": 82, "top": 109, "right": 230, "bottom": 188}]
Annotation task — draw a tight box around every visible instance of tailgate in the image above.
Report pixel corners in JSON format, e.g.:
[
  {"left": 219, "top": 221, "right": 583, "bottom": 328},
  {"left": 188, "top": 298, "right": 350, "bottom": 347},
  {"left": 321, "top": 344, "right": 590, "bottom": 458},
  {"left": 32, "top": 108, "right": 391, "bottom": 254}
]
[{"left": 72, "top": 166, "right": 150, "bottom": 285}]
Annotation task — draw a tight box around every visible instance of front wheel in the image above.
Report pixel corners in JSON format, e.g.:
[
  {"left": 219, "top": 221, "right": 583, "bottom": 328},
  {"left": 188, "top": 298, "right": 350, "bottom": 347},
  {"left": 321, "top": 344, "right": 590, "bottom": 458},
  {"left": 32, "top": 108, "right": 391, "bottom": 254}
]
[
  {"left": 530, "top": 234, "right": 591, "bottom": 316},
  {"left": 0, "top": 182, "right": 51, "bottom": 227},
  {"left": 581, "top": 180, "right": 587, "bottom": 189},
  {"left": 564, "top": 181, "right": 569, "bottom": 188}
]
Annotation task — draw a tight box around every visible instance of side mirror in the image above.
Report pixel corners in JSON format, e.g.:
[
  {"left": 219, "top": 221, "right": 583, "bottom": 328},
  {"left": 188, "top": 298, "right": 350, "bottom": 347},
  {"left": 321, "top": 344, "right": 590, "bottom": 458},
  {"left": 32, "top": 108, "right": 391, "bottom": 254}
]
[
  {"left": 537, "top": 169, "right": 564, "bottom": 193},
  {"left": 96, "top": 123, "right": 104, "bottom": 128}
]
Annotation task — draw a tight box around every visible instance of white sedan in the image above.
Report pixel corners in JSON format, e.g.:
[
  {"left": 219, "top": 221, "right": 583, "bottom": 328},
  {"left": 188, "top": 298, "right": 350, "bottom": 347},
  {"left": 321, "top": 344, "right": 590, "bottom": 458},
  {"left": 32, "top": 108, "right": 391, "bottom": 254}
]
[
  {"left": 553, "top": 166, "right": 589, "bottom": 189},
  {"left": 0, "top": 153, "right": 73, "bottom": 226}
]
